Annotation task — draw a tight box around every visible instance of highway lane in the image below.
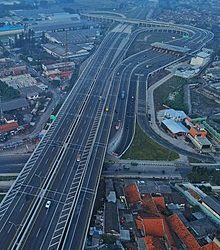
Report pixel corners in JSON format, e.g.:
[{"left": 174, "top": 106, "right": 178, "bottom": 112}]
[
  {"left": 109, "top": 49, "right": 179, "bottom": 148},
  {"left": 1, "top": 28, "right": 130, "bottom": 248},
  {"left": 41, "top": 27, "right": 135, "bottom": 249},
  {"left": 62, "top": 52, "right": 122, "bottom": 249},
  {"left": 9, "top": 26, "right": 135, "bottom": 247},
  {"left": 113, "top": 51, "right": 178, "bottom": 156},
  {"left": 21, "top": 31, "right": 129, "bottom": 249},
  {"left": 0, "top": 28, "right": 116, "bottom": 229}
]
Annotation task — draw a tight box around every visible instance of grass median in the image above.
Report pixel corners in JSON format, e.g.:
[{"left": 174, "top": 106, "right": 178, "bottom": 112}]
[{"left": 122, "top": 124, "right": 179, "bottom": 161}]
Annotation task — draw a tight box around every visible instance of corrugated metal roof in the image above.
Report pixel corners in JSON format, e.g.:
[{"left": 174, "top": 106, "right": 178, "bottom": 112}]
[
  {"left": 1, "top": 98, "right": 29, "bottom": 112},
  {"left": 162, "top": 119, "right": 189, "bottom": 134},
  {"left": 203, "top": 196, "right": 220, "bottom": 215}
]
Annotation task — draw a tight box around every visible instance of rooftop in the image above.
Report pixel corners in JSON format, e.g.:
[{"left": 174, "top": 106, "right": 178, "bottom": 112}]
[
  {"left": 1, "top": 98, "right": 29, "bottom": 112},
  {"left": 164, "top": 108, "right": 187, "bottom": 120},
  {"left": 195, "top": 136, "right": 212, "bottom": 146},
  {"left": 0, "top": 121, "right": 19, "bottom": 133},
  {"left": 202, "top": 196, "right": 220, "bottom": 215},
  {"left": 1, "top": 74, "right": 37, "bottom": 89},
  {"left": 104, "top": 202, "right": 119, "bottom": 234},
  {"left": 124, "top": 183, "right": 142, "bottom": 205},
  {"left": 0, "top": 25, "right": 24, "bottom": 32},
  {"left": 197, "top": 51, "right": 210, "bottom": 58},
  {"left": 162, "top": 119, "right": 189, "bottom": 134}
]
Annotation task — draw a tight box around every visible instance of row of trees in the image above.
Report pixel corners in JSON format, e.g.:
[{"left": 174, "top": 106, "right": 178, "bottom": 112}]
[{"left": 188, "top": 166, "right": 220, "bottom": 185}]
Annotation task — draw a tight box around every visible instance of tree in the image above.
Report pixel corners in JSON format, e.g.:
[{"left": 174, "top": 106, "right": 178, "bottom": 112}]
[
  {"left": 101, "top": 234, "right": 117, "bottom": 245},
  {"left": 0, "top": 81, "right": 20, "bottom": 100}
]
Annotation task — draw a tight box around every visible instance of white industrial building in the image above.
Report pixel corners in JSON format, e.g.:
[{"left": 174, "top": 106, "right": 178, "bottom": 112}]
[{"left": 191, "top": 51, "right": 210, "bottom": 66}]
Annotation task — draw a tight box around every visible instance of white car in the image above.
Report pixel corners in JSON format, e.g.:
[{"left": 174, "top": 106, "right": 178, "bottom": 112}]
[
  {"left": 45, "top": 200, "right": 51, "bottom": 209},
  {"left": 76, "top": 154, "right": 81, "bottom": 162}
]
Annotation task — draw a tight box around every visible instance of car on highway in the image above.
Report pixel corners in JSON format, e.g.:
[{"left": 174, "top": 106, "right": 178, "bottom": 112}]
[
  {"left": 45, "top": 200, "right": 51, "bottom": 209},
  {"left": 146, "top": 64, "right": 152, "bottom": 69},
  {"left": 121, "top": 90, "right": 125, "bottom": 99},
  {"left": 105, "top": 107, "right": 109, "bottom": 112},
  {"left": 76, "top": 153, "right": 81, "bottom": 162}
]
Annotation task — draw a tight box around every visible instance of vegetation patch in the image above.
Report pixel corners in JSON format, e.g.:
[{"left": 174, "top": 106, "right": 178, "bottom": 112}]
[
  {"left": 122, "top": 124, "right": 179, "bottom": 161},
  {"left": 188, "top": 166, "right": 220, "bottom": 185},
  {"left": 154, "top": 76, "right": 188, "bottom": 112},
  {"left": 0, "top": 80, "right": 20, "bottom": 101}
]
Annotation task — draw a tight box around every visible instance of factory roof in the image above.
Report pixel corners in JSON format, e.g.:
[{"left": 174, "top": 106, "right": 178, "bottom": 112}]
[
  {"left": 151, "top": 42, "right": 190, "bottom": 53},
  {"left": 43, "top": 43, "right": 88, "bottom": 58},
  {"left": 20, "top": 86, "right": 42, "bottom": 96},
  {"left": 0, "top": 25, "right": 24, "bottom": 32},
  {"left": 162, "top": 119, "right": 189, "bottom": 134}
]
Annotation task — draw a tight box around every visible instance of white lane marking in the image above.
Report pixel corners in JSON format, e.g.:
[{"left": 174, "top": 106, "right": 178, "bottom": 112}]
[
  {"left": 36, "top": 227, "right": 41, "bottom": 238},
  {"left": 19, "top": 203, "right": 25, "bottom": 212},
  {"left": 7, "top": 223, "right": 13, "bottom": 234}
]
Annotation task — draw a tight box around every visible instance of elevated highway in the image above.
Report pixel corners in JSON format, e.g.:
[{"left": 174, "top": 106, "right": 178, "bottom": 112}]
[{"left": 0, "top": 26, "right": 133, "bottom": 250}]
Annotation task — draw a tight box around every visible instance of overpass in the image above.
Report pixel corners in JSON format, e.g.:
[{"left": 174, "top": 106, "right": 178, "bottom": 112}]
[{"left": 81, "top": 12, "right": 214, "bottom": 46}]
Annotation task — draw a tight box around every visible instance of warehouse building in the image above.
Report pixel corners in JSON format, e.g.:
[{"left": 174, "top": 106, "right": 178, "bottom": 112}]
[
  {"left": 0, "top": 24, "right": 24, "bottom": 37},
  {"left": 1, "top": 98, "right": 29, "bottom": 112},
  {"left": 161, "top": 118, "right": 189, "bottom": 137}
]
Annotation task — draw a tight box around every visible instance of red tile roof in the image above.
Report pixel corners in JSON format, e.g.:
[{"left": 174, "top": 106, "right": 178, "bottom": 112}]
[
  {"left": 168, "top": 214, "right": 201, "bottom": 250},
  {"left": 124, "top": 184, "right": 142, "bottom": 205},
  {"left": 0, "top": 122, "right": 18, "bottom": 133}
]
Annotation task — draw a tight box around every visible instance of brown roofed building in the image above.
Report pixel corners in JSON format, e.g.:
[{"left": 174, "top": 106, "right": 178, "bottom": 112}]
[
  {"left": 124, "top": 183, "right": 142, "bottom": 206},
  {"left": 0, "top": 121, "right": 18, "bottom": 133},
  {"left": 168, "top": 214, "right": 220, "bottom": 250}
]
